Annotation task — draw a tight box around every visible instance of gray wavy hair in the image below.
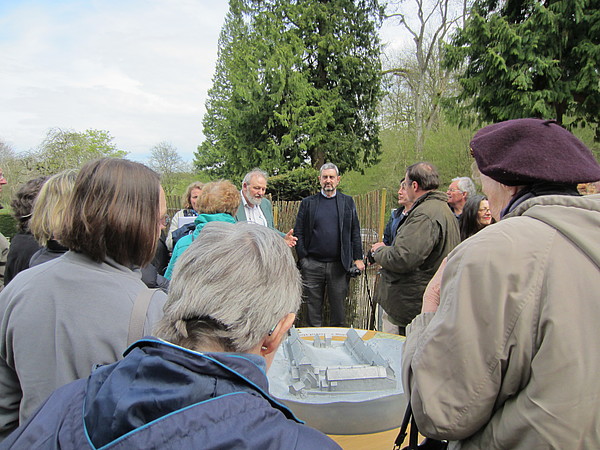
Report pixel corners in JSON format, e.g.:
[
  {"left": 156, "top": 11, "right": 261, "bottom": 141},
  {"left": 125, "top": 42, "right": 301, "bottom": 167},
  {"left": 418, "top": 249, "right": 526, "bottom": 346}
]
[
  {"left": 452, "top": 177, "right": 476, "bottom": 197},
  {"left": 243, "top": 168, "right": 268, "bottom": 184},
  {"left": 154, "top": 222, "right": 301, "bottom": 353}
]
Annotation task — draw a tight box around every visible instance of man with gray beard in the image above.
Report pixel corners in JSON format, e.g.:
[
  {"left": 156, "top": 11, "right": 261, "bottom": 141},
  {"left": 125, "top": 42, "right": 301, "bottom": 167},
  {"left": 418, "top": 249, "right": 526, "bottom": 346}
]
[{"left": 235, "top": 168, "right": 296, "bottom": 247}]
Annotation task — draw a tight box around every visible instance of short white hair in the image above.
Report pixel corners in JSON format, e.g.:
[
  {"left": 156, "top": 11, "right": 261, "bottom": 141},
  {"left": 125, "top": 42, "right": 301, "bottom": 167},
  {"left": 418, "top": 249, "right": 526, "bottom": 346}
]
[
  {"left": 154, "top": 222, "right": 301, "bottom": 352},
  {"left": 452, "top": 177, "right": 476, "bottom": 197},
  {"left": 243, "top": 168, "right": 268, "bottom": 185}
]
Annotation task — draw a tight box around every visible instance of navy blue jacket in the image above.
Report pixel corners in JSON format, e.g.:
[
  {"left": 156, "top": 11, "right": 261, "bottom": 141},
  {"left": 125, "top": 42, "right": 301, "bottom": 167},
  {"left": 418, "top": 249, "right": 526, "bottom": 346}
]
[
  {"left": 382, "top": 207, "right": 408, "bottom": 246},
  {"left": 1, "top": 338, "right": 339, "bottom": 449},
  {"left": 294, "top": 192, "right": 363, "bottom": 271}
]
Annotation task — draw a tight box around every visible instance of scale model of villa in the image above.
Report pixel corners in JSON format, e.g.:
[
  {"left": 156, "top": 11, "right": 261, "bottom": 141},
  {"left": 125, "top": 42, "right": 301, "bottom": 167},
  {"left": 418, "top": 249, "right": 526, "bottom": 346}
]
[{"left": 284, "top": 327, "right": 397, "bottom": 395}]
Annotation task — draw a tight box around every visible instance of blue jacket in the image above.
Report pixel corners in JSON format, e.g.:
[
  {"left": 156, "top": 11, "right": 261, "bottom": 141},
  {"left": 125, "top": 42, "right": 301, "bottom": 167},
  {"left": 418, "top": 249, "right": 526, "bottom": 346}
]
[
  {"left": 165, "top": 213, "right": 237, "bottom": 279},
  {"left": 1, "top": 338, "right": 340, "bottom": 449},
  {"left": 383, "top": 207, "right": 408, "bottom": 246}
]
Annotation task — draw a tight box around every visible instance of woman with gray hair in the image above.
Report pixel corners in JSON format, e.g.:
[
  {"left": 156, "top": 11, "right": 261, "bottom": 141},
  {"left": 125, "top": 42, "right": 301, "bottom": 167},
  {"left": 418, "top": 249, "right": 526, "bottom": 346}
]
[{"left": 1, "top": 222, "right": 340, "bottom": 449}]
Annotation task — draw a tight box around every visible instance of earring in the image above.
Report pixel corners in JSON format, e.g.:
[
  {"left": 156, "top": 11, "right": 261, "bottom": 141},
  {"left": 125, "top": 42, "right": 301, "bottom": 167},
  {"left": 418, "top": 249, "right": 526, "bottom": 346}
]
[{"left": 261, "top": 346, "right": 268, "bottom": 351}]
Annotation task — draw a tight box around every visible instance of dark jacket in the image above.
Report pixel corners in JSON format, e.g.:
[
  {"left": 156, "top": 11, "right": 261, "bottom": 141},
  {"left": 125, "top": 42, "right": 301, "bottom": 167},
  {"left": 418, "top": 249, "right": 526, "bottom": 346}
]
[
  {"left": 28, "top": 239, "right": 68, "bottom": 268},
  {"left": 383, "top": 207, "right": 408, "bottom": 246},
  {"left": 294, "top": 192, "right": 363, "bottom": 271},
  {"left": 374, "top": 191, "right": 460, "bottom": 327},
  {"left": 4, "top": 232, "right": 40, "bottom": 286},
  {"left": 1, "top": 338, "right": 339, "bottom": 449}
]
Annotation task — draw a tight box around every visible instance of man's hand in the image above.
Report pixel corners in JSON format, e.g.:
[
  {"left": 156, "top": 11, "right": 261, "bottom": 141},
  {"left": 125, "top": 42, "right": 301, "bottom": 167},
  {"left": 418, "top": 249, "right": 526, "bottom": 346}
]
[
  {"left": 370, "top": 242, "right": 385, "bottom": 253},
  {"left": 354, "top": 259, "right": 365, "bottom": 271},
  {"left": 284, "top": 229, "right": 297, "bottom": 248}
]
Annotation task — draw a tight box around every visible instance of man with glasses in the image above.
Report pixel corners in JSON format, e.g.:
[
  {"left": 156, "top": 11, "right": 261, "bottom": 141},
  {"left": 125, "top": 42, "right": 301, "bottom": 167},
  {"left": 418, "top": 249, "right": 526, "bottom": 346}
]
[
  {"left": 0, "top": 169, "right": 8, "bottom": 291},
  {"left": 371, "top": 162, "right": 460, "bottom": 335},
  {"left": 446, "top": 176, "right": 476, "bottom": 218}
]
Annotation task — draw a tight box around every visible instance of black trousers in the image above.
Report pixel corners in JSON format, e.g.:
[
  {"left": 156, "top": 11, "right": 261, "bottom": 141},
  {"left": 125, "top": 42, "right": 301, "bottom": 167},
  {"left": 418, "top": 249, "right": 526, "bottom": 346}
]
[{"left": 300, "top": 257, "right": 349, "bottom": 327}]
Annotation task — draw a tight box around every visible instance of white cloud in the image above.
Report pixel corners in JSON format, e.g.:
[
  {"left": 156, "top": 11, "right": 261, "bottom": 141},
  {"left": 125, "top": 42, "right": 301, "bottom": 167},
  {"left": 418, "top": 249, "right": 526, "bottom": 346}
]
[
  {"left": 0, "top": 0, "right": 228, "bottom": 161},
  {"left": 0, "top": 0, "right": 410, "bottom": 164}
]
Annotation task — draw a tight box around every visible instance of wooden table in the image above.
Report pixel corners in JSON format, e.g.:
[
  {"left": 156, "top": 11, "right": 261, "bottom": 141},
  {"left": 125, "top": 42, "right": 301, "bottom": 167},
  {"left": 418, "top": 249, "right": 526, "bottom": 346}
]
[{"left": 329, "top": 426, "right": 425, "bottom": 449}]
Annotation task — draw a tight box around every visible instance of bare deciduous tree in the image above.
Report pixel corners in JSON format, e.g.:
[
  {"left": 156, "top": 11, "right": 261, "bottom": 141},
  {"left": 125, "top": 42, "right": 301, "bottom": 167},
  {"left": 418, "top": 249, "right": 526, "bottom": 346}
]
[
  {"left": 147, "top": 142, "right": 188, "bottom": 194},
  {"left": 383, "top": 0, "right": 469, "bottom": 158}
]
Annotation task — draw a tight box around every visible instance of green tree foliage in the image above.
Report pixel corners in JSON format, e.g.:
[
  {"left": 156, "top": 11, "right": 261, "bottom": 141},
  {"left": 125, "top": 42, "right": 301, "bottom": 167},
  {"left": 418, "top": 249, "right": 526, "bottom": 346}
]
[
  {"left": 196, "top": 0, "right": 384, "bottom": 178},
  {"left": 0, "top": 140, "right": 19, "bottom": 207},
  {"left": 444, "top": 0, "right": 600, "bottom": 138},
  {"left": 267, "top": 167, "right": 320, "bottom": 201},
  {"left": 34, "top": 128, "right": 128, "bottom": 174}
]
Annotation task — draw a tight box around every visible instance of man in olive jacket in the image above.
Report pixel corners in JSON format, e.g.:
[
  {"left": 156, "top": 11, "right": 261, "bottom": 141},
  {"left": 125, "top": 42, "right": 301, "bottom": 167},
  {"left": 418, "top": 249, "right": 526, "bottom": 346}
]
[{"left": 371, "top": 162, "right": 460, "bottom": 335}]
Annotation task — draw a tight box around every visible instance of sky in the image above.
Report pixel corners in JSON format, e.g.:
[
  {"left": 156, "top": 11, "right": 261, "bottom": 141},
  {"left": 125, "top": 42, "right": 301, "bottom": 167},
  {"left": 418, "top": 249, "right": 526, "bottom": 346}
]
[{"left": 0, "top": 0, "right": 409, "bottom": 163}]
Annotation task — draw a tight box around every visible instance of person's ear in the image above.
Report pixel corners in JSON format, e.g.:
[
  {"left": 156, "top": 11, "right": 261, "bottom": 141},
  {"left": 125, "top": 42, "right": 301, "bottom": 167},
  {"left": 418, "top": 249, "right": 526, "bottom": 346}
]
[
  {"left": 503, "top": 184, "right": 520, "bottom": 196},
  {"left": 260, "top": 313, "right": 295, "bottom": 357}
]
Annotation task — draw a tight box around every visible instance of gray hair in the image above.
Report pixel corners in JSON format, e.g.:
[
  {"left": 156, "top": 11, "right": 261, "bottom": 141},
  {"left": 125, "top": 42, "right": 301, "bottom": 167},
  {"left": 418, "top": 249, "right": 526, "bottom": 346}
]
[
  {"left": 154, "top": 222, "right": 301, "bottom": 353},
  {"left": 243, "top": 168, "right": 268, "bottom": 185},
  {"left": 320, "top": 163, "right": 339, "bottom": 176},
  {"left": 452, "top": 177, "right": 476, "bottom": 197}
]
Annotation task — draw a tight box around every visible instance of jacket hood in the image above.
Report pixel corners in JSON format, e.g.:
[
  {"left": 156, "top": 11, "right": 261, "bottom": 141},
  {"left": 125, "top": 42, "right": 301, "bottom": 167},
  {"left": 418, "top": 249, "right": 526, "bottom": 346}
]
[
  {"left": 192, "top": 213, "right": 236, "bottom": 239},
  {"left": 83, "top": 338, "right": 298, "bottom": 448},
  {"left": 508, "top": 194, "right": 600, "bottom": 269}
]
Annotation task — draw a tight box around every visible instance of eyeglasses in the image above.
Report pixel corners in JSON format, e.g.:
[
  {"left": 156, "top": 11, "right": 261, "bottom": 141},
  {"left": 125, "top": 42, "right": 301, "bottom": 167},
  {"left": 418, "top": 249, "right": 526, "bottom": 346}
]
[
  {"left": 478, "top": 208, "right": 491, "bottom": 213},
  {"left": 159, "top": 214, "right": 170, "bottom": 227},
  {"left": 447, "top": 188, "right": 463, "bottom": 193}
]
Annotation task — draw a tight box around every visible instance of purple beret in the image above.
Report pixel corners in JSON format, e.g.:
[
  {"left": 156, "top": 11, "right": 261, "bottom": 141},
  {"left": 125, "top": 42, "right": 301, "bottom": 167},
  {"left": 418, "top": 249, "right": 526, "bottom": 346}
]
[{"left": 470, "top": 118, "right": 600, "bottom": 186}]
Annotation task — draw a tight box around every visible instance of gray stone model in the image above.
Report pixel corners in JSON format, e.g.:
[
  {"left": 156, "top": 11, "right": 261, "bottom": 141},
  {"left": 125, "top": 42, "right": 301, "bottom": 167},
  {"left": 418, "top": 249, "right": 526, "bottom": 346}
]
[
  {"left": 284, "top": 327, "right": 396, "bottom": 395},
  {"left": 268, "top": 327, "right": 406, "bottom": 435}
]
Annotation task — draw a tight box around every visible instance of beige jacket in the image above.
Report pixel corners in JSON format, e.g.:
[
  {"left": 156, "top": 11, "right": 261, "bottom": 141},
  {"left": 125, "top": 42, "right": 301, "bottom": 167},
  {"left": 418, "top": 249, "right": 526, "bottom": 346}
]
[{"left": 402, "top": 194, "right": 600, "bottom": 449}]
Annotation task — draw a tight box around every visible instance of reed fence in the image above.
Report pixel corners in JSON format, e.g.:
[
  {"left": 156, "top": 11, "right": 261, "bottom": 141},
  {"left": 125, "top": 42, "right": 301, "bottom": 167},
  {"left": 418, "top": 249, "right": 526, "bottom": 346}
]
[{"left": 166, "top": 190, "right": 389, "bottom": 330}]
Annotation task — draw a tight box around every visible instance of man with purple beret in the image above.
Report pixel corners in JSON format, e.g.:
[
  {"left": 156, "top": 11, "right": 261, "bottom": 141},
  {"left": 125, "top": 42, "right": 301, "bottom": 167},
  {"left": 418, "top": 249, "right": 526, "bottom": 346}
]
[{"left": 402, "top": 118, "right": 600, "bottom": 449}]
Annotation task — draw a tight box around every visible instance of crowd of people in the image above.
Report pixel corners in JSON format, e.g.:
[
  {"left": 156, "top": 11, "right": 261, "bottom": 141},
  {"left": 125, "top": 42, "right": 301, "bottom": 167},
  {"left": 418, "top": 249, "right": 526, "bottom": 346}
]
[{"left": 0, "top": 117, "right": 598, "bottom": 448}]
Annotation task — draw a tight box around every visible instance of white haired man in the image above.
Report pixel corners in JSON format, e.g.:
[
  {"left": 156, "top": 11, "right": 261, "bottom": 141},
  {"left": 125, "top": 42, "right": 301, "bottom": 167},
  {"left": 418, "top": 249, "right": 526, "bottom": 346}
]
[
  {"left": 1, "top": 222, "right": 340, "bottom": 448},
  {"left": 236, "top": 168, "right": 297, "bottom": 247},
  {"left": 446, "top": 176, "right": 476, "bottom": 217}
]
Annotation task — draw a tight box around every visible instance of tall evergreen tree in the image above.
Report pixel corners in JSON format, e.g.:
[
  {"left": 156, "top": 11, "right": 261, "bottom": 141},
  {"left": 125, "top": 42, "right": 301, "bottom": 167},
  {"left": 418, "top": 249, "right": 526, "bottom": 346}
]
[
  {"left": 196, "top": 0, "right": 384, "bottom": 178},
  {"left": 444, "top": 0, "right": 600, "bottom": 139}
]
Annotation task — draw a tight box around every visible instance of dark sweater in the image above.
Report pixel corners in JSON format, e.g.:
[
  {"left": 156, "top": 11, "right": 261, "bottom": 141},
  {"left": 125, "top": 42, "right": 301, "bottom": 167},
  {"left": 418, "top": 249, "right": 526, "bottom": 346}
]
[{"left": 307, "top": 195, "right": 340, "bottom": 262}]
